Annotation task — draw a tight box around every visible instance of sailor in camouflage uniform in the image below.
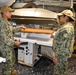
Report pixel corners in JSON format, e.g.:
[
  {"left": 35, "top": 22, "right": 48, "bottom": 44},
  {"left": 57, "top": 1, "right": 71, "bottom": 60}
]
[
  {"left": 52, "top": 10, "right": 75, "bottom": 75},
  {"left": 0, "top": 6, "right": 26, "bottom": 75}
]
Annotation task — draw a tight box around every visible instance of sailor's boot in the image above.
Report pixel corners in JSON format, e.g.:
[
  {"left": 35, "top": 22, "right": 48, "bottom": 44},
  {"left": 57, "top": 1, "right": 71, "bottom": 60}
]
[{"left": 10, "top": 70, "right": 17, "bottom": 75}]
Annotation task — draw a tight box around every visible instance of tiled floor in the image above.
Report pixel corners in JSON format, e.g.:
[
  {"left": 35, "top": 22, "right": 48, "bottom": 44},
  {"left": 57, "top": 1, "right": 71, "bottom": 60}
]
[{"left": 14, "top": 56, "right": 76, "bottom": 75}]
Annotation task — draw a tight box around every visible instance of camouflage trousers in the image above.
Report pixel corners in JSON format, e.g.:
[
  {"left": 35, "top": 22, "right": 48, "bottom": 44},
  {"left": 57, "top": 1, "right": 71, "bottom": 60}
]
[
  {"left": 0, "top": 63, "right": 2, "bottom": 75},
  {"left": 54, "top": 56, "right": 68, "bottom": 75},
  {"left": 0, "top": 46, "right": 15, "bottom": 75}
]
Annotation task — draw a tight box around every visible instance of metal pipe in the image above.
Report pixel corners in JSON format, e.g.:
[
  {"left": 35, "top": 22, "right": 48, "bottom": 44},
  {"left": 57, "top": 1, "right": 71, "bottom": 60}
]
[{"left": 71, "top": 0, "right": 73, "bottom": 8}]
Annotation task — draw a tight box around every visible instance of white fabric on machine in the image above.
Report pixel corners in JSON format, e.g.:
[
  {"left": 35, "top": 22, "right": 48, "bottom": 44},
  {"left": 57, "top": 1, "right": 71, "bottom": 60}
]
[{"left": 0, "top": 57, "right": 6, "bottom": 63}]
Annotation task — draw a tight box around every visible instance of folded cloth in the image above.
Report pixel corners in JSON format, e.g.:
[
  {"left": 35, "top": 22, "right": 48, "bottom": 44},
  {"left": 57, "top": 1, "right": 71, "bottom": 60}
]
[{"left": 0, "top": 57, "right": 6, "bottom": 63}]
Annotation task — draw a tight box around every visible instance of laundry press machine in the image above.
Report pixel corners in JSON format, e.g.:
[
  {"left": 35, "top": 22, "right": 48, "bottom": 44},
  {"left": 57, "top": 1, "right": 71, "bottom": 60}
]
[{"left": 14, "top": 28, "right": 54, "bottom": 67}]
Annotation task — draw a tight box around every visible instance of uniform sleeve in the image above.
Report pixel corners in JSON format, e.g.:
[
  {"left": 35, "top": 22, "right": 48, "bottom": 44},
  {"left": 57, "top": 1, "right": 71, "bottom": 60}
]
[
  {"left": 1, "top": 20, "right": 15, "bottom": 47},
  {"left": 12, "top": 26, "right": 21, "bottom": 33}
]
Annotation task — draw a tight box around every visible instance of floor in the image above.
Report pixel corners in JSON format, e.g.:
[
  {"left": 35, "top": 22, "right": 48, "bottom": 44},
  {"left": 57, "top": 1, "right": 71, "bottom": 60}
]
[
  {"left": 14, "top": 56, "right": 76, "bottom": 75},
  {"left": 0, "top": 50, "right": 76, "bottom": 75}
]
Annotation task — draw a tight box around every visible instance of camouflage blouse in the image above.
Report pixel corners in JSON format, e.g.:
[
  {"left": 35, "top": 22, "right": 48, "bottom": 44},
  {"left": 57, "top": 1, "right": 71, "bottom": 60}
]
[
  {"left": 0, "top": 17, "right": 21, "bottom": 47},
  {"left": 53, "top": 22, "right": 74, "bottom": 58}
]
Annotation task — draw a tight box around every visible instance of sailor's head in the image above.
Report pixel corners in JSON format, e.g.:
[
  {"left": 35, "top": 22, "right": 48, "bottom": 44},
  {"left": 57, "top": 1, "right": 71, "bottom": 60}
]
[{"left": 0, "top": 6, "right": 15, "bottom": 19}]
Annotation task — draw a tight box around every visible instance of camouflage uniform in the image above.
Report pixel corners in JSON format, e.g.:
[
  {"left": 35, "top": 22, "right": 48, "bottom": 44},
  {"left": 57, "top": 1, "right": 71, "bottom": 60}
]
[
  {"left": 0, "top": 17, "right": 21, "bottom": 75},
  {"left": 53, "top": 22, "right": 74, "bottom": 75}
]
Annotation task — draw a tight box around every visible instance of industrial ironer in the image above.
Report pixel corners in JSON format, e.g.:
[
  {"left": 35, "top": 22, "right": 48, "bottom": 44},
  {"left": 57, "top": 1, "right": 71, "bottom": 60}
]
[{"left": 12, "top": 8, "right": 57, "bottom": 67}]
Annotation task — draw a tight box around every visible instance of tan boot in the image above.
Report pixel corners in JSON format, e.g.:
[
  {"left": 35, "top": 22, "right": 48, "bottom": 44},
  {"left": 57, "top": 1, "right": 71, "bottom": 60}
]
[{"left": 10, "top": 70, "right": 17, "bottom": 75}]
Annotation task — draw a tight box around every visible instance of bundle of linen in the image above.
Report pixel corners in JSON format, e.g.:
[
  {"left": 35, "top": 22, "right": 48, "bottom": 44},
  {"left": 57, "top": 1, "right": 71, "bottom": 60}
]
[{"left": 0, "top": 57, "right": 6, "bottom": 63}]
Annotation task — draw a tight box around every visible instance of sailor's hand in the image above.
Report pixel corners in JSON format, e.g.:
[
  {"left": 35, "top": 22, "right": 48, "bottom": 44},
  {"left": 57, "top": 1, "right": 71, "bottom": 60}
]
[
  {"left": 51, "top": 32, "right": 56, "bottom": 38},
  {"left": 15, "top": 41, "right": 21, "bottom": 47},
  {"left": 52, "top": 57, "right": 58, "bottom": 64},
  {"left": 21, "top": 26, "right": 26, "bottom": 30},
  {"left": 51, "top": 34, "right": 54, "bottom": 38}
]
